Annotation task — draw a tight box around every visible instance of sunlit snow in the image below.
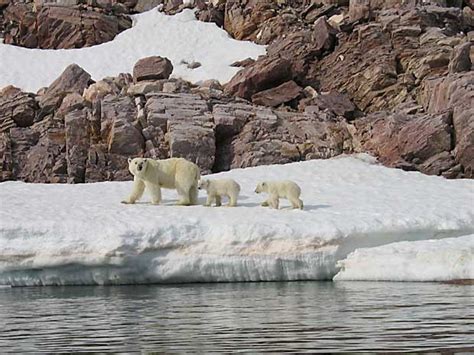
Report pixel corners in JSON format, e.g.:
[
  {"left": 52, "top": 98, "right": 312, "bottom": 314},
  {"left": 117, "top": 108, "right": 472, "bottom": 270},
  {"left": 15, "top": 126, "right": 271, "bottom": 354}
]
[
  {"left": 1, "top": 155, "right": 473, "bottom": 286},
  {"left": 0, "top": 9, "right": 265, "bottom": 93}
]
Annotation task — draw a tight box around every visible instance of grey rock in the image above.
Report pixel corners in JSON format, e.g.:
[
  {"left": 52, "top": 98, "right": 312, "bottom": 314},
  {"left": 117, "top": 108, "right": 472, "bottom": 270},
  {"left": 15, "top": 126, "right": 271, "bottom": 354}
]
[{"left": 133, "top": 56, "right": 174, "bottom": 82}]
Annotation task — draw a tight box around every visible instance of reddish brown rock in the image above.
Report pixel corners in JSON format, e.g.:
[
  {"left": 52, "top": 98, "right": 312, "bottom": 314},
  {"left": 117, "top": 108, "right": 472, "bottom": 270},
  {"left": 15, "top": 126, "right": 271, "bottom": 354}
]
[
  {"left": 0, "top": 132, "right": 13, "bottom": 181},
  {"left": 448, "top": 42, "right": 472, "bottom": 73},
  {"left": 354, "top": 111, "right": 455, "bottom": 175},
  {"left": 453, "top": 105, "right": 474, "bottom": 178},
  {"left": 224, "top": 57, "right": 292, "bottom": 100},
  {"left": 56, "top": 93, "right": 86, "bottom": 118},
  {"left": 251, "top": 80, "right": 303, "bottom": 107},
  {"left": 145, "top": 93, "right": 215, "bottom": 173},
  {"left": 65, "top": 106, "right": 90, "bottom": 183},
  {"left": 300, "top": 91, "right": 357, "bottom": 119},
  {"left": 196, "top": 3, "right": 225, "bottom": 27},
  {"left": 312, "top": 16, "right": 338, "bottom": 53},
  {"left": 38, "top": 64, "right": 92, "bottom": 114},
  {"left": 213, "top": 101, "right": 353, "bottom": 171},
  {"left": 18, "top": 117, "right": 68, "bottom": 183},
  {"left": 133, "top": 56, "right": 174, "bottom": 83},
  {"left": 230, "top": 57, "right": 255, "bottom": 68},
  {"left": 100, "top": 96, "right": 143, "bottom": 156},
  {"left": 223, "top": 0, "right": 277, "bottom": 42},
  {"left": 3, "top": 3, "right": 132, "bottom": 49},
  {"left": 349, "top": 0, "right": 371, "bottom": 22},
  {"left": 2, "top": 127, "right": 40, "bottom": 182},
  {"left": 0, "top": 91, "right": 38, "bottom": 130},
  {"left": 421, "top": 72, "right": 474, "bottom": 178}
]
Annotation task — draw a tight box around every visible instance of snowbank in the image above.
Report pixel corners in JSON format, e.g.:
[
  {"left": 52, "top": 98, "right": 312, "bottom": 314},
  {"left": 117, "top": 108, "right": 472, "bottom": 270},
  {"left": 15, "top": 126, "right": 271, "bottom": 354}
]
[
  {"left": 0, "top": 9, "right": 265, "bottom": 93},
  {"left": 334, "top": 235, "right": 474, "bottom": 282},
  {"left": 0, "top": 155, "right": 473, "bottom": 286}
]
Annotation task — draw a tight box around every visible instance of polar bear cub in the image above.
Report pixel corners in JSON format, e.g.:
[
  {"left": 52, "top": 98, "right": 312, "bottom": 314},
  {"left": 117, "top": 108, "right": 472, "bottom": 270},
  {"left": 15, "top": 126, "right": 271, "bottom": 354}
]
[
  {"left": 255, "top": 180, "right": 303, "bottom": 210},
  {"left": 122, "top": 157, "right": 200, "bottom": 206},
  {"left": 198, "top": 179, "right": 241, "bottom": 207}
]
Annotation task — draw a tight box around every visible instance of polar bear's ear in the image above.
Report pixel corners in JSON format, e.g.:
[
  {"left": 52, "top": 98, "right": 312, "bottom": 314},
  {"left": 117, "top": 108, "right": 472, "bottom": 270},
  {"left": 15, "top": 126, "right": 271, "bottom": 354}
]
[{"left": 128, "top": 157, "right": 132, "bottom": 164}]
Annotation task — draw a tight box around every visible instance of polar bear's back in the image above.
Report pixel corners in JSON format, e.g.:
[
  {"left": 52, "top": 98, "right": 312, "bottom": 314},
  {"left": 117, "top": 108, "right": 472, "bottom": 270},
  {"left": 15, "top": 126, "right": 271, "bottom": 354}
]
[
  {"left": 154, "top": 158, "right": 200, "bottom": 188},
  {"left": 207, "top": 179, "right": 241, "bottom": 194},
  {"left": 267, "top": 180, "right": 301, "bottom": 199}
]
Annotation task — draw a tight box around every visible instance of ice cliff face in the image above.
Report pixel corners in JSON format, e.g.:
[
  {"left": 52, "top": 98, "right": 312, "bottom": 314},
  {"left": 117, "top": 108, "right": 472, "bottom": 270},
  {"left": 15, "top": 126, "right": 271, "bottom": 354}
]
[
  {"left": 1, "top": 155, "right": 473, "bottom": 286},
  {"left": 334, "top": 235, "right": 474, "bottom": 282}
]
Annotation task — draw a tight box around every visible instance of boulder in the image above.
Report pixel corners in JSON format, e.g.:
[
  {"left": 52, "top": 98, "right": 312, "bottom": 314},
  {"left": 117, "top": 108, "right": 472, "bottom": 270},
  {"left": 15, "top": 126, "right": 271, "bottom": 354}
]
[
  {"left": 0, "top": 91, "right": 38, "bottom": 129},
  {"left": 251, "top": 80, "right": 303, "bottom": 107},
  {"left": 223, "top": 0, "right": 277, "bottom": 42},
  {"left": 133, "top": 56, "right": 174, "bottom": 82},
  {"left": 312, "top": 16, "right": 338, "bottom": 54},
  {"left": 38, "top": 64, "right": 92, "bottom": 114},
  {"left": 224, "top": 57, "right": 292, "bottom": 99}
]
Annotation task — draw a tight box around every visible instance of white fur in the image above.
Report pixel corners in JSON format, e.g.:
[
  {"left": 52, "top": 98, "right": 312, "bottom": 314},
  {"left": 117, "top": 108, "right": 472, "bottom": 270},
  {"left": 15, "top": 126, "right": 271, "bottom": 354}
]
[
  {"left": 198, "top": 178, "right": 241, "bottom": 207},
  {"left": 255, "top": 180, "right": 303, "bottom": 210},
  {"left": 122, "top": 157, "right": 200, "bottom": 206}
]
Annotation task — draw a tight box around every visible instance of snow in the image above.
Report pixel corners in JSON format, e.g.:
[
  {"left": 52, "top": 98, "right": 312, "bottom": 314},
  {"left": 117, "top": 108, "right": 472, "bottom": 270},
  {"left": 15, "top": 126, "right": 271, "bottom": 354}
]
[
  {"left": 0, "top": 154, "right": 473, "bottom": 286},
  {"left": 0, "top": 9, "right": 265, "bottom": 93},
  {"left": 334, "top": 235, "right": 474, "bottom": 282}
]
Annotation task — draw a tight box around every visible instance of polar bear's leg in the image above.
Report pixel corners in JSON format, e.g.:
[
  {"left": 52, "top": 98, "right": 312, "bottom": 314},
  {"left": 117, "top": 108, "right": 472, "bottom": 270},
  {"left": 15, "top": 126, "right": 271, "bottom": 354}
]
[
  {"left": 121, "top": 177, "right": 145, "bottom": 204},
  {"left": 176, "top": 187, "right": 191, "bottom": 206},
  {"left": 205, "top": 194, "right": 214, "bottom": 207},
  {"left": 289, "top": 197, "right": 304, "bottom": 210},
  {"left": 146, "top": 182, "right": 162, "bottom": 205},
  {"left": 261, "top": 199, "right": 270, "bottom": 207},
  {"left": 268, "top": 195, "right": 279, "bottom": 209},
  {"left": 189, "top": 184, "right": 199, "bottom": 205},
  {"left": 228, "top": 193, "right": 238, "bottom": 207},
  {"left": 215, "top": 195, "right": 222, "bottom": 207}
]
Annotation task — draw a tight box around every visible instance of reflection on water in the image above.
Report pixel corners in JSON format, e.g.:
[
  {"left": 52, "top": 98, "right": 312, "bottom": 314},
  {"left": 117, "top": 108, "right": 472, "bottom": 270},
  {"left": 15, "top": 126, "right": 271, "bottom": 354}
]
[{"left": 0, "top": 282, "right": 472, "bottom": 352}]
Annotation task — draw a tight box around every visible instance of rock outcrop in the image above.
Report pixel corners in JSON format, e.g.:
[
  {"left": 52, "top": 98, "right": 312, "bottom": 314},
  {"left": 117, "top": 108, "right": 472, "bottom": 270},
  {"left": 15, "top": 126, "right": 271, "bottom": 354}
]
[
  {"left": 1, "top": 1, "right": 473, "bottom": 182},
  {"left": 2, "top": 1, "right": 132, "bottom": 49}
]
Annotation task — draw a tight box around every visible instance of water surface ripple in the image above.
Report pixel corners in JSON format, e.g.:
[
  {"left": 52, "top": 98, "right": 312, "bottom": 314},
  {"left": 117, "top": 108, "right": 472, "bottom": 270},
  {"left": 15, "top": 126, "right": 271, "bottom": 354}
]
[{"left": 0, "top": 282, "right": 472, "bottom": 352}]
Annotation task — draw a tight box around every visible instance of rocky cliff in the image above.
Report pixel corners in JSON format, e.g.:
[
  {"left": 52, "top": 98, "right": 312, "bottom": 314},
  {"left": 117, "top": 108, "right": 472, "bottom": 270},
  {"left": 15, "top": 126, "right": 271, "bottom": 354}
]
[{"left": 0, "top": 0, "right": 472, "bottom": 182}]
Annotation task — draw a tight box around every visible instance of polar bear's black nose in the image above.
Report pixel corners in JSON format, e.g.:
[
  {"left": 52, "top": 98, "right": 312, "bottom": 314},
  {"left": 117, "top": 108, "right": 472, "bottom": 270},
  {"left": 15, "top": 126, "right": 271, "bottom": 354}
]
[{"left": 137, "top": 163, "right": 143, "bottom": 171}]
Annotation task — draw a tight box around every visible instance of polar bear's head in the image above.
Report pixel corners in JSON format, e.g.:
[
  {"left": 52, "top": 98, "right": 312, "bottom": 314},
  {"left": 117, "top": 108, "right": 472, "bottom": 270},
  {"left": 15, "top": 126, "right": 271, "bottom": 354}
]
[
  {"left": 128, "top": 157, "right": 149, "bottom": 178},
  {"left": 198, "top": 179, "right": 210, "bottom": 190},
  {"left": 255, "top": 182, "right": 267, "bottom": 193}
]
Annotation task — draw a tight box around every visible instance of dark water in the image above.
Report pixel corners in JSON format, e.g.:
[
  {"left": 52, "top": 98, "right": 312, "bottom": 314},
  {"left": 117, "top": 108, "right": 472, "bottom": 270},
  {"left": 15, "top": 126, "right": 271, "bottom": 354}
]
[{"left": 0, "top": 282, "right": 473, "bottom": 353}]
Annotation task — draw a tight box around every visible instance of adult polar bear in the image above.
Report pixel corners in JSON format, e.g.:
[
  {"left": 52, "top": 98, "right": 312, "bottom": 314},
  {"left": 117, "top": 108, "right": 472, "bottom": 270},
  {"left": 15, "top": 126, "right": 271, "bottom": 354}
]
[{"left": 122, "top": 157, "right": 200, "bottom": 206}]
